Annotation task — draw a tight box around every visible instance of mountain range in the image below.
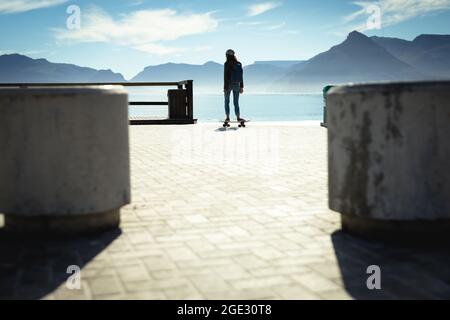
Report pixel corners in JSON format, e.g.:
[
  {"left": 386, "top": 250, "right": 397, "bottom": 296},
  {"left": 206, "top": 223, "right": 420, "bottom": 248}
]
[
  {"left": 0, "top": 54, "right": 125, "bottom": 83},
  {"left": 372, "top": 34, "right": 450, "bottom": 78},
  {"left": 1, "top": 31, "right": 449, "bottom": 92}
]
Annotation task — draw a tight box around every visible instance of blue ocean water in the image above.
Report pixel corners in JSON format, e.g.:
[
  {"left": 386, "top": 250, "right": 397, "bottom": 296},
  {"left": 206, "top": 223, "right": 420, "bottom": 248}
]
[{"left": 128, "top": 91, "right": 324, "bottom": 122}]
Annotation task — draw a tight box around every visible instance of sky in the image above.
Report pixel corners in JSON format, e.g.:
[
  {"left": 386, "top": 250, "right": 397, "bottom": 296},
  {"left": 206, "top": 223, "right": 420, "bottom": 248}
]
[{"left": 0, "top": 0, "right": 449, "bottom": 79}]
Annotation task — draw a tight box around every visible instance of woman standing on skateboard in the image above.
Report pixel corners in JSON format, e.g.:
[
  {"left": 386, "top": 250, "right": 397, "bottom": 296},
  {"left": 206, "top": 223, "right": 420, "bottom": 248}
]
[{"left": 224, "top": 49, "right": 245, "bottom": 123}]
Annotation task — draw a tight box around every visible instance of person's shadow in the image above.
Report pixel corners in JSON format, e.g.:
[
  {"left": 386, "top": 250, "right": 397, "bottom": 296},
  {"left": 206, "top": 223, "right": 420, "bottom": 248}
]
[
  {"left": 331, "top": 230, "right": 450, "bottom": 299},
  {"left": 0, "top": 226, "right": 121, "bottom": 299}
]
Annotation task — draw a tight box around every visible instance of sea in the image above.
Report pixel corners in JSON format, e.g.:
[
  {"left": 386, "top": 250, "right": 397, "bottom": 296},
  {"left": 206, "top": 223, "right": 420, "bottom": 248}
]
[{"left": 128, "top": 89, "right": 324, "bottom": 122}]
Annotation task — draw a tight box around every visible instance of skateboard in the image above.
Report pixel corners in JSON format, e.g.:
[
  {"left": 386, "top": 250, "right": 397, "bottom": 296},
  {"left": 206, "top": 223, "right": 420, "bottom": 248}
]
[{"left": 222, "top": 120, "right": 250, "bottom": 128}]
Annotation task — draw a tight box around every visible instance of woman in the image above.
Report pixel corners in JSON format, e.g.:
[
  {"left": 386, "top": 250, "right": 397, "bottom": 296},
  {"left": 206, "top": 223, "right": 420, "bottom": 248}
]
[{"left": 223, "top": 49, "right": 245, "bottom": 122}]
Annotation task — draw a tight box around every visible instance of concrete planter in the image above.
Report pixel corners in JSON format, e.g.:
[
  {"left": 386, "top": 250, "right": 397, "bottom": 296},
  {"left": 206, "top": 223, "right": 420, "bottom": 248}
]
[
  {"left": 0, "top": 86, "right": 130, "bottom": 236},
  {"left": 327, "top": 81, "right": 450, "bottom": 243}
]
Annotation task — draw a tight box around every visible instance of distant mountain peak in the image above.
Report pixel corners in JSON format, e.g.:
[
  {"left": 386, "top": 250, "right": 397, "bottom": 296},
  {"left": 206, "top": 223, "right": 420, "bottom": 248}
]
[
  {"left": 413, "top": 34, "right": 450, "bottom": 41},
  {"left": 338, "top": 30, "right": 379, "bottom": 52},
  {"left": 1, "top": 53, "right": 33, "bottom": 61},
  {"left": 412, "top": 34, "right": 450, "bottom": 48},
  {"left": 347, "top": 30, "right": 368, "bottom": 40},
  {"left": 340, "top": 30, "right": 376, "bottom": 50},
  {"left": 204, "top": 61, "right": 219, "bottom": 65}
]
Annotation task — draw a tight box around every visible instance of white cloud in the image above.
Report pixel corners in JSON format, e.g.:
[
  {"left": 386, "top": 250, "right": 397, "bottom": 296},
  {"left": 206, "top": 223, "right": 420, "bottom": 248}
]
[
  {"left": 0, "top": 48, "right": 47, "bottom": 56},
  {"left": 126, "top": 0, "right": 144, "bottom": 6},
  {"left": 133, "top": 43, "right": 183, "bottom": 55},
  {"left": 237, "top": 21, "right": 266, "bottom": 26},
  {"left": 53, "top": 6, "right": 219, "bottom": 56},
  {"left": 264, "top": 22, "right": 286, "bottom": 30},
  {"left": 344, "top": 0, "right": 450, "bottom": 31},
  {"left": 248, "top": 2, "right": 281, "bottom": 17},
  {"left": 133, "top": 44, "right": 213, "bottom": 56},
  {"left": 0, "top": 0, "right": 68, "bottom": 14},
  {"left": 0, "top": 49, "right": 13, "bottom": 55},
  {"left": 193, "top": 46, "right": 214, "bottom": 52}
]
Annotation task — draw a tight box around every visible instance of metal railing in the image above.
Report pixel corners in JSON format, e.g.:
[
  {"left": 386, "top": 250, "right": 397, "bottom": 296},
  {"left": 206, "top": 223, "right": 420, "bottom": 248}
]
[{"left": 0, "top": 80, "right": 194, "bottom": 123}]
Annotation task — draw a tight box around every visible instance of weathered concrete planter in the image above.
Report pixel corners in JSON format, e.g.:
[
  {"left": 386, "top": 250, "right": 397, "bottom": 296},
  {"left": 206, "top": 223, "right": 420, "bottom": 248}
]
[
  {"left": 327, "top": 81, "right": 450, "bottom": 243},
  {"left": 0, "top": 86, "right": 130, "bottom": 236}
]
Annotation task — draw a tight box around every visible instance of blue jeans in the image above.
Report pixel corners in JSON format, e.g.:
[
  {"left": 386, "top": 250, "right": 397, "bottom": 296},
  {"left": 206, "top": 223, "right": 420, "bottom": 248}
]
[{"left": 224, "top": 83, "right": 240, "bottom": 117}]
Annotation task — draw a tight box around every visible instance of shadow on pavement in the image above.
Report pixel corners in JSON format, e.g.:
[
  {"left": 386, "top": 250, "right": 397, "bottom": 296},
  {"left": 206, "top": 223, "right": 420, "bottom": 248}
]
[
  {"left": 0, "top": 227, "right": 121, "bottom": 299},
  {"left": 331, "top": 230, "right": 450, "bottom": 299},
  {"left": 215, "top": 127, "right": 239, "bottom": 132}
]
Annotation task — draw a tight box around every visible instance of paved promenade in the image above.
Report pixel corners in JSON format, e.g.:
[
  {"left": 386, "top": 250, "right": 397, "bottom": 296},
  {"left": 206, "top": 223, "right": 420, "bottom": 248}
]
[{"left": 1, "top": 122, "right": 450, "bottom": 299}]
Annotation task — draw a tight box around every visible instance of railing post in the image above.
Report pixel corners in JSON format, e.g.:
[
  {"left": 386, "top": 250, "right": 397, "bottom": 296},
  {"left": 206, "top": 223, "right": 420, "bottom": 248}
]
[
  {"left": 186, "top": 80, "right": 193, "bottom": 120},
  {"left": 321, "top": 85, "right": 334, "bottom": 128}
]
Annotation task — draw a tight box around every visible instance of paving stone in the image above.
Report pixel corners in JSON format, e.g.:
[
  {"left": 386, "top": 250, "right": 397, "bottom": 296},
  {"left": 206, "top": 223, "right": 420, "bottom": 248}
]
[
  {"left": 89, "top": 276, "right": 124, "bottom": 297},
  {"left": 122, "top": 291, "right": 167, "bottom": 300},
  {"left": 230, "top": 275, "right": 292, "bottom": 290},
  {"left": 233, "top": 254, "right": 269, "bottom": 269},
  {"left": 123, "top": 278, "right": 189, "bottom": 292},
  {"left": 143, "top": 256, "right": 178, "bottom": 272},
  {"left": 81, "top": 266, "right": 118, "bottom": 279},
  {"left": 151, "top": 267, "right": 213, "bottom": 280},
  {"left": 214, "top": 265, "right": 252, "bottom": 281},
  {"left": 317, "top": 289, "right": 353, "bottom": 300},
  {"left": 252, "top": 247, "right": 286, "bottom": 260},
  {"left": 164, "top": 284, "right": 204, "bottom": 300},
  {"left": 1, "top": 123, "right": 449, "bottom": 300},
  {"left": 184, "top": 214, "right": 209, "bottom": 224},
  {"left": 293, "top": 272, "right": 341, "bottom": 293},
  {"left": 273, "top": 284, "right": 320, "bottom": 300},
  {"left": 165, "top": 247, "right": 198, "bottom": 261},
  {"left": 53, "top": 281, "right": 92, "bottom": 300},
  {"left": 249, "top": 265, "right": 310, "bottom": 278},
  {"left": 189, "top": 274, "right": 231, "bottom": 294},
  {"left": 116, "top": 263, "right": 151, "bottom": 282},
  {"left": 206, "top": 289, "right": 277, "bottom": 300}
]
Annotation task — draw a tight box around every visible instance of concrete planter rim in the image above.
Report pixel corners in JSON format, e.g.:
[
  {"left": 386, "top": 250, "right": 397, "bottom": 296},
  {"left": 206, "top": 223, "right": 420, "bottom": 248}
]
[
  {"left": 0, "top": 85, "right": 126, "bottom": 96},
  {"left": 0, "top": 85, "right": 130, "bottom": 235},
  {"left": 328, "top": 80, "right": 450, "bottom": 95}
]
